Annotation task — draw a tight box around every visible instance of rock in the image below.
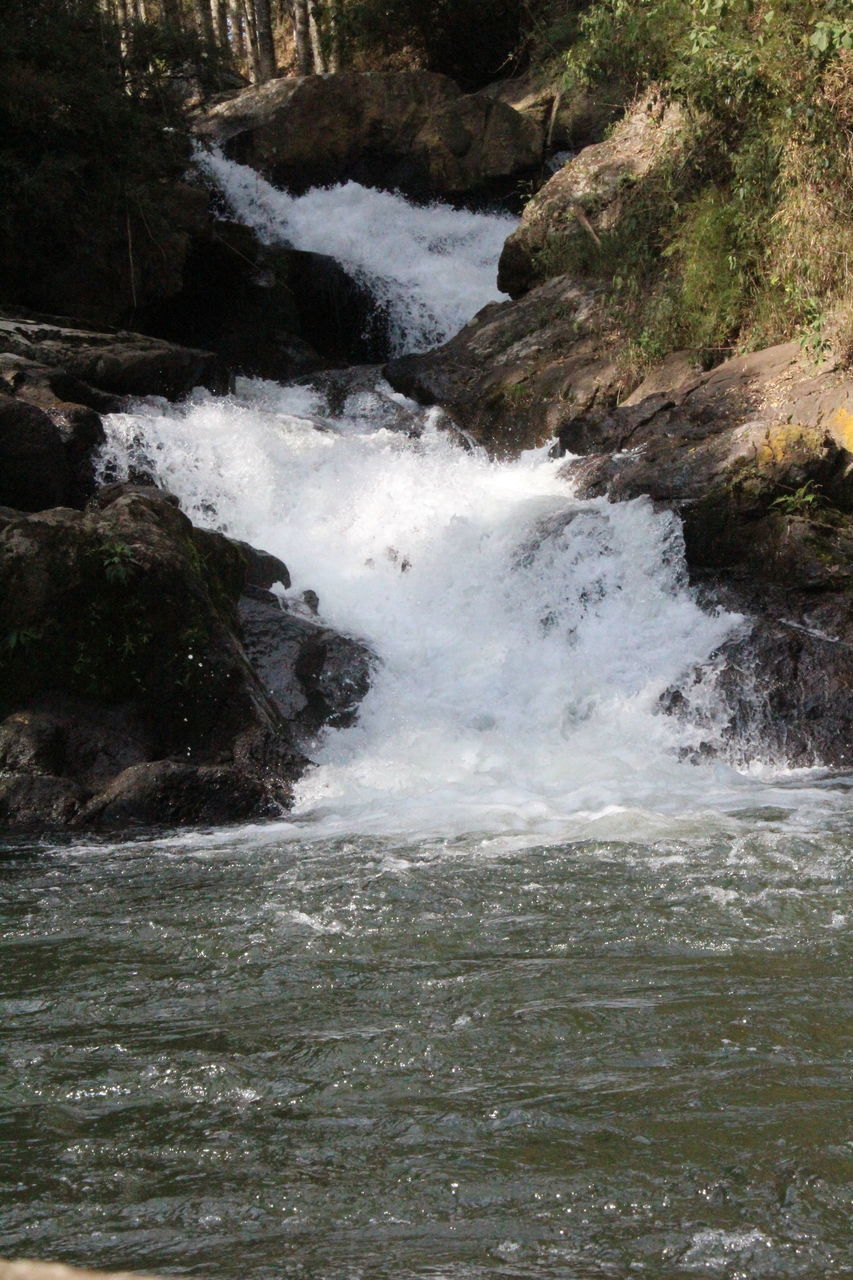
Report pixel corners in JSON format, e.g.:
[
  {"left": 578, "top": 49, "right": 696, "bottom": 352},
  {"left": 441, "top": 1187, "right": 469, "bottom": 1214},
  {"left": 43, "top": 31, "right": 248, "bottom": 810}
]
[
  {"left": 78, "top": 760, "right": 277, "bottom": 829},
  {"left": 0, "top": 396, "right": 71, "bottom": 511},
  {"left": 0, "top": 489, "right": 373, "bottom": 831},
  {"left": 556, "top": 344, "right": 853, "bottom": 510},
  {"left": 239, "top": 594, "right": 374, "bottom": 743},
  {"left": 230, "top": 540, "right": 290, "bottom": 591},
  {"left": 498, "top": 92, "right": 687, "bottom": 298},
  {"left": 0, "top": 492, "right": 297, "bottom": 830},
  {"left": 700, "top": 597, "right": 853, "bottom": 768},
  {"left": 0, "top": 358, "right": 109, "bottom": 508},
  {"left": 0, "top": 353, "right": 124, "bottom": 414},
  {"left": 385, "top": 275, "right": 626, "bottom": 455},
  {"left": 0, "top": 311, "right": 229, "bottom": 400},
  {"left": 194, "top": 71, "right": 542, "bottom": 199},
  {"left": 136, "top": 219, "right": 388, "bottom": 375},
  {"left": 0, "top": 711, "right": 67, "bottom": 774},
  {"left": 0, "top": 773, "right": 87, "bottom": 829},
  {"left": 0, "top": 1261, "right": 167, "bottom": 1280},
  {"left": 477, "top": 74, "right": 615, "bottom": 154}
]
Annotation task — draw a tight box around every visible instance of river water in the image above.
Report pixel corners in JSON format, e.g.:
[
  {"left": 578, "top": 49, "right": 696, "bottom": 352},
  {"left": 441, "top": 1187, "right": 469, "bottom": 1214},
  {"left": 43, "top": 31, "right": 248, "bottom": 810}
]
[{"left": 1, "top": 164, "right": 850, "bottom": 1280}]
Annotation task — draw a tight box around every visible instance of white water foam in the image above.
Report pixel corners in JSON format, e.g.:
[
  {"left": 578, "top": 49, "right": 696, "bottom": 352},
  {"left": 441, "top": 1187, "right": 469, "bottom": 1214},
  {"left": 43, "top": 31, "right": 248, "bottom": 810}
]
[
  {"left": 101, "top": 376, "right": 783, "bottom": 839},
  {"left": 193, "top": 145, "right": 516, "bottom": 354}
]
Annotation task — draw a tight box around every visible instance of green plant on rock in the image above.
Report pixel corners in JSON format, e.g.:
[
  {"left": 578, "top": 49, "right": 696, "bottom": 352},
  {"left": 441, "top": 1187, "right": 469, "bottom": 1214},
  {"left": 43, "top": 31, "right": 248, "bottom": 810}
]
[
  {"left": 101, "top": 539, "right": 138, "bottom": 585},
  {"left": 770, "top": 480, "right": 827, "bottom": 515}
]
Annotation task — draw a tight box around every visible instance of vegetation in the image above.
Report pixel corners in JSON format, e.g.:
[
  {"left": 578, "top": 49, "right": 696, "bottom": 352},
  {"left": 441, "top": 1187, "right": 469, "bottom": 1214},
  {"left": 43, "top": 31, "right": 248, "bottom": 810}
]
[
  {"left": 0, "top": 0, "right": 849, "bottom": 368},
  {"left": 530, "top": 0, "right": 853, "bottom": 370}
]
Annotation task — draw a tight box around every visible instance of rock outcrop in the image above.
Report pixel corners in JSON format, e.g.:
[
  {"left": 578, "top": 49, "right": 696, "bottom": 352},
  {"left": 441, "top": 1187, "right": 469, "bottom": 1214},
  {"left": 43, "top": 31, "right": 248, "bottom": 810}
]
[
  {"left": 194, "top": 71, "right": 543, "bottom": 199},
  {"left": 0, "top": 312, "right": 229, "bottom": 401},
  {"left": 0, "top": 487, "right": 372, "bottom": 830},
  {"left": 134, "top": 219, "right": 392, "bottom": 377},
  {"left": 498, "top": 93, "right": 687, "bottom": 298},
  {"left": 385, "top": 275, "right": 626, "bottom": 455}
]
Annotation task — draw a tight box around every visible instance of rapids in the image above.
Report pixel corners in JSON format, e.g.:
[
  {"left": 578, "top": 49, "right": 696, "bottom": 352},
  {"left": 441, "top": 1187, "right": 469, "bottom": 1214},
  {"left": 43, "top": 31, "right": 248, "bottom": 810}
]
[{"left": 1, "top": 159, "right": 850, "bottom": 1280}]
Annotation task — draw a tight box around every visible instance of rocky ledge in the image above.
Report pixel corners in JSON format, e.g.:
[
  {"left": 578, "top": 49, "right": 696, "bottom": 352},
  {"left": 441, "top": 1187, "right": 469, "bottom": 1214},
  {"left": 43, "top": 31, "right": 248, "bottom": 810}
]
[
  {"left": 556, "top": 343, "right": 853, "bottom": 766},
  {"left": 193, "top": 70, "right": 543, "bottom": 199}
]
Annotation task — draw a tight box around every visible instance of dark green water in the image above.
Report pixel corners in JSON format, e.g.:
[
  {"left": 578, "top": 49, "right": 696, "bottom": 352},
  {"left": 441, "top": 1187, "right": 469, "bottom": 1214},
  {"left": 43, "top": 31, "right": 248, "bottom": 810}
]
[{"left": 1, "top": 817, "right": 850, "bottom": 1279}]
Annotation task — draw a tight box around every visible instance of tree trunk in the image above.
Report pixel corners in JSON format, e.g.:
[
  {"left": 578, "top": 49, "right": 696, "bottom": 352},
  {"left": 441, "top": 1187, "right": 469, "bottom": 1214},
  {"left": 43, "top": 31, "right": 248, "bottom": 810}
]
[
  {"left": 327, "top": 0, "right": 341, "bottom": 72},
  {"left": 242, "top": 0, "right": 262, "bottom": 81},
  {"left": 161, "top": 0, "right": 184, "bottom": 32},
  {"left": 307, "top": 0, "right": 326, "bottom": 73},
  {"left": 292, "top": 0, "right": 311, "bottom": 75},
  {"left": 254, "top": 0, "right": 276, "bottom": 80},
  {"left": 231, "top": 0, "right": 248, "bottom": 64},
  {"left": 195, "top": 0, "right": 217, "bottom": 50},
  {"left": 215, "top": 0, "right": 230, "bottom": 51}
]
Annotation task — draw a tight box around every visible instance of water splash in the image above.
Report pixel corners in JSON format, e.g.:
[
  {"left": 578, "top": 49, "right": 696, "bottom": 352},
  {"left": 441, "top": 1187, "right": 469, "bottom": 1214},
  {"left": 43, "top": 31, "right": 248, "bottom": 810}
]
[
  {"left": 101, "top": 376, "right": 750, "bottom": 838},
  {"left": 194, "top": 145, "right": 516, "bottom": 355}
]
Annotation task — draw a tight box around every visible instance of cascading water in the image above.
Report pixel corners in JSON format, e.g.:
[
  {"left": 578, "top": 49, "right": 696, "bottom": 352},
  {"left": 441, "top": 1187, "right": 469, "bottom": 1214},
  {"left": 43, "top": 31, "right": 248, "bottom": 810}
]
[
  {"left": 195, "top": 146, "right": 516, "bottom": 354},
  {"left": 98, "top": 151, "right": 844, "bottom": 840},
  {"left": 2, "top": 156, "right": 850, "bottom": 1280},
  {"left": 102, "top": 377, "right": 752, "bottom": 840}
]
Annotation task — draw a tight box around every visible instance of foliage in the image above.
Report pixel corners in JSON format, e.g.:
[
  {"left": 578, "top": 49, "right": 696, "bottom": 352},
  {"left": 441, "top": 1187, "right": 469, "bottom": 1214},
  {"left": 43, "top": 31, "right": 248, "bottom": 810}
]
[
  {"left": 530, "top": 0, "right": 853, "bottom": 372},
  {"left": 0, "top": 0, "right": 193, "bottom": 321},
  {"left": 770, "top": 481, "right": 827, "bottom": 515}
]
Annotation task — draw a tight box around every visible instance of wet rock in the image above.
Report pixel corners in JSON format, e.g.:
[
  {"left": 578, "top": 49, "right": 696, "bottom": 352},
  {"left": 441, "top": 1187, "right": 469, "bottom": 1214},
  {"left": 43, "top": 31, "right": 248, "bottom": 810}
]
[
  {"left": 138, "top": 219, "right": 390, "bottom": 373},
  {"left": 89, "top": 482, "right": 182, "bottom": 511},
  {"left": 78, "top": 760, "right": 277, "bottom": 829},
  {"left": 0, "top": 491, "right": 306, "bottom": 831},
  {"left": 0, "top": 710, "right": 67, "bottom": 774},
  {"left": 0, "top": 396, "right": 70, "bottom": 511},
  {"left": 0, "top": 486, "right": 374, "bottom": 831},
  {"left": 239, "top": 594, "right": 374, "bottom": 743},
  {"left": 0, "top": 353, "right": 124, "bottom": 415},
  {"left": 0, "top": 358, "right": 108, "bottom": 508},
  {"left": 230, "top": 540, "right": 290, "bottom": 591},
  {"left": 551, "top": 342, "right": 853, "bottom": 766},
  {"left": 0, "top": 773, "right": 87, "bottom": 829},
  {"left": 194, "top": 71, "right": 542, "bottom": 199}
]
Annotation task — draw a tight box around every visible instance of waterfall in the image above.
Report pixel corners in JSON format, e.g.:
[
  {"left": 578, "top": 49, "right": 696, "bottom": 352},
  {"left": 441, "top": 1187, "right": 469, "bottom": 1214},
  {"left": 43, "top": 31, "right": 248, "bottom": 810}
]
[
  {"left": 194, "top": 145, "right": 516, "bottom": 354},
  {"left": 100, "top": 156, "right": 816, "bottom": 840}
]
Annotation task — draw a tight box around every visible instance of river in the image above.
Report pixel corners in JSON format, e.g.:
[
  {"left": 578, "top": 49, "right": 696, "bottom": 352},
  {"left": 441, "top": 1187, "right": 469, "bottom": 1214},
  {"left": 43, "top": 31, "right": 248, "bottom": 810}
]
[{"left": 0, "top": 160, "right": 850, "bottom": 1280}]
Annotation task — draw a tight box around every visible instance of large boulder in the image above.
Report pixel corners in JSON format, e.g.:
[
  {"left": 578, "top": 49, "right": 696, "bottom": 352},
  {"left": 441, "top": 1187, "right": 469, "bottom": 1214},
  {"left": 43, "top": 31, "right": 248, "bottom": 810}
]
[
  {"left": 0, "top": 487, "right": 371, "bottom": 830},
  {"left": 125, "top": 218, "right": 393, "bottom": 378},
  {"left": 385, "top": 274, "right": 626, "bottom": 455},
  {"left": 477, "top": 73, "right": 616, "bottom": 155},
  {"left": 194, "top": 71, "right": 543, "bottom": 199},
  {"left": 498, "top": 92, "right": 687, "bottom": 298}
]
